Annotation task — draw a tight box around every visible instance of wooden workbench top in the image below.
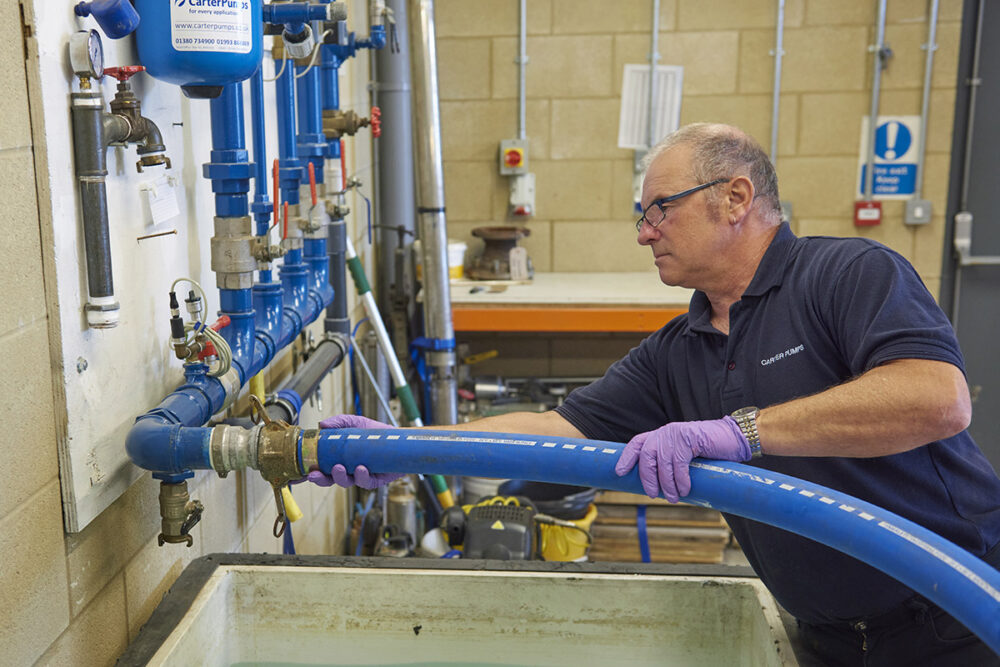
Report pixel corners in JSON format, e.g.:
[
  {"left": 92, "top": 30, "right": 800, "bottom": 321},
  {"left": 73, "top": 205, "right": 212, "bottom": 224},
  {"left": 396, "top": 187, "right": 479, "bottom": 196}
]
[{"left": 450, "top": 272, "right": 693, "bottom": 332}]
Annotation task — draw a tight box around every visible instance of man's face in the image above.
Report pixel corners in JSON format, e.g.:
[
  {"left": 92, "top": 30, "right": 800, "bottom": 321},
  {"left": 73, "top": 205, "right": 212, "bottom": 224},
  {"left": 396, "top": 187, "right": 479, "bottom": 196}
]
[{"left": 637, "top": 146, "right": 728, "bottom": 289}]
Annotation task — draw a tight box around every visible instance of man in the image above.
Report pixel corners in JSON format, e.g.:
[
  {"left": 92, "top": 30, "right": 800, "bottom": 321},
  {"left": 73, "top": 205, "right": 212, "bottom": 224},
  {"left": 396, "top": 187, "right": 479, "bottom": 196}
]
[{"left": 317, "top": 123, "right": 1000, "bottom": 665}]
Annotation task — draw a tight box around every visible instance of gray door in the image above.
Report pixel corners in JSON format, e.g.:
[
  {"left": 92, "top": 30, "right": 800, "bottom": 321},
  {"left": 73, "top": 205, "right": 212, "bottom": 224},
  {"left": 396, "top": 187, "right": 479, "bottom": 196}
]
[{"left": 941, "top": 0, "right": 1000, "bottom": 472}]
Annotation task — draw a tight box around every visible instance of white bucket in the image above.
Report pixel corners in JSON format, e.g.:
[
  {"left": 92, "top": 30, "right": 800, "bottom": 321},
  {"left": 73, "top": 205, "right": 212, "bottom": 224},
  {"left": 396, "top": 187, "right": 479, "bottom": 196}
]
[
  {"left": 461, "top": 476, "right": 509, "bottom": 504},
  {"left": 414, "top": 239, "right": 467, "bottom": 280}
]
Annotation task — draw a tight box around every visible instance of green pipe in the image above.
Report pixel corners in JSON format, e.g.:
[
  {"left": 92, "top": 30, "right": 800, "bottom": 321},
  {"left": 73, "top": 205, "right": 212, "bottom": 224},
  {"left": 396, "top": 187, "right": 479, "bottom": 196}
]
[{"left": 345, "top": 238, "right": 454, "bottom": 507}]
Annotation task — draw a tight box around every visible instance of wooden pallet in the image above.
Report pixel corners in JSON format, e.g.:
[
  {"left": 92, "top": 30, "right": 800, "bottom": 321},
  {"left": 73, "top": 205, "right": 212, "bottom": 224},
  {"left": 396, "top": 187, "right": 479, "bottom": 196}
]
[{"left": 589, "top": 492, "right": 731, "bottom": 563}]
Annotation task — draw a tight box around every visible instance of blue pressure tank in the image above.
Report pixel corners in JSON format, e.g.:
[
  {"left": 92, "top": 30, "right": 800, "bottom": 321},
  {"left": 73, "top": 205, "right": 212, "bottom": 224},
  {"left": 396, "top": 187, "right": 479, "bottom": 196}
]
[{"left": 134, "top": 0, "right": 263, "bottom": 98}]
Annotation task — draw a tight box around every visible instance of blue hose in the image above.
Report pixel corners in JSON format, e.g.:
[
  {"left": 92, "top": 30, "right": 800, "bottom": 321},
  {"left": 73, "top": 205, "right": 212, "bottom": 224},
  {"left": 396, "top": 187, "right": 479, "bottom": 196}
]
[{"left": 313, "top": 428, "right": 1000, "bottom": 654}]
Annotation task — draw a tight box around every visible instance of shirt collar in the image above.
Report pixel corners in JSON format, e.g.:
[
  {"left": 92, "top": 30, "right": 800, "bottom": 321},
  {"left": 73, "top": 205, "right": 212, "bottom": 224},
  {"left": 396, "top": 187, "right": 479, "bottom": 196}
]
[{"left": 682, "top": 222, "right": 797, "bottom": 336}]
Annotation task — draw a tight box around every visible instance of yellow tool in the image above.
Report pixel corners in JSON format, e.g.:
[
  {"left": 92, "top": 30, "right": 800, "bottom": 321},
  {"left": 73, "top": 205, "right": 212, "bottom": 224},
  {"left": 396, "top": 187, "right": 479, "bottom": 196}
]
[{"left": 462, "top": 349, "right": 498, "bottom": 365}]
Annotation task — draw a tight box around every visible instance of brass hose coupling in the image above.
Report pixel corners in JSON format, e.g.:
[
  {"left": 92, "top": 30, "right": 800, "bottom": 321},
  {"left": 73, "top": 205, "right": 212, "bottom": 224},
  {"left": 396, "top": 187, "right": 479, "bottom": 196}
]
[
  {"left": 249, "top": 395, "right": 309, "bottom": 538},
  {"left": 157, "top": 480, "right": 203, "bottom": 547}
]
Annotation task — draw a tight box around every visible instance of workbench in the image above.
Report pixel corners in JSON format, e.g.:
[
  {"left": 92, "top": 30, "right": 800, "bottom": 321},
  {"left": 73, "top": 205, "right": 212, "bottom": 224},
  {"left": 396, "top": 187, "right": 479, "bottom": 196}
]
[{"left": 449, "top": 272, "right": 692, "bottom": 333}]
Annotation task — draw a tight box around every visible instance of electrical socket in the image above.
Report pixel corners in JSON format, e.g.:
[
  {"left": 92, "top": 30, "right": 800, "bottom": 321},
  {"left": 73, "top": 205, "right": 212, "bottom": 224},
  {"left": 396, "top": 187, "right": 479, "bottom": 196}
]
[{"left": 904, "top": 198, "right": 932, "bottom": 225}]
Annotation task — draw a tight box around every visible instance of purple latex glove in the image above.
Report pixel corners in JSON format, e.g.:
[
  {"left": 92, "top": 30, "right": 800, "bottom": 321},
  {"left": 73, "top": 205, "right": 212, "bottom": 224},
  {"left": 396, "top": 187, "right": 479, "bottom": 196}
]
[
  {"left": 614, "top": 416, "right": 752, "bottom": 503},
  {"left": 303, "top": 414, "right": 405, "bottom": 490}
]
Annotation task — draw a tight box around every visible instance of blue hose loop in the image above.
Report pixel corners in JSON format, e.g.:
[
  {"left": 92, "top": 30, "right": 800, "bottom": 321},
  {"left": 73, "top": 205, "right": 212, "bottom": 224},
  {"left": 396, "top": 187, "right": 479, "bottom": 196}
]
[
  {"left": 312, "top": 428, "right": 1000, "bottom": 653},
  {"left": 636, "top": 505, "right": 651, "bottom": 563}
]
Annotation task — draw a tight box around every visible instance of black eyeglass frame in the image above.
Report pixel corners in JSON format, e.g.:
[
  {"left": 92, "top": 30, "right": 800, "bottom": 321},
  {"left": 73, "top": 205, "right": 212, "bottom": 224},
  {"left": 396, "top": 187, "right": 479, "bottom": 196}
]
[{"left": 634, "top": 178, "right": 729, "bottom": 233}]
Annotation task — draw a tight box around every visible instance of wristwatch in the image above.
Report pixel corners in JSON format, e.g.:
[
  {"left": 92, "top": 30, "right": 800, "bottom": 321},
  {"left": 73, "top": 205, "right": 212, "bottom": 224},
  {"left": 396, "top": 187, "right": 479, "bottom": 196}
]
[{"left": 731, "top": 406, "right": 763, "bottom": 458}]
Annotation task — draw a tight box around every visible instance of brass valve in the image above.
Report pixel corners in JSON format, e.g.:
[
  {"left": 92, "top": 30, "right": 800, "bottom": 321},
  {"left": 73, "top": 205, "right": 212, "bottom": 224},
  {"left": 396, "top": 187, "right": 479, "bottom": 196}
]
[
  {"left": 252, "top": 236, "right": 286, "bottom": 264},
  {"left": 157, "top": 480, "right": 203, "bottom": 547},
  {"left": 322, "top": 108, "right": 371, "bottom": 140}
]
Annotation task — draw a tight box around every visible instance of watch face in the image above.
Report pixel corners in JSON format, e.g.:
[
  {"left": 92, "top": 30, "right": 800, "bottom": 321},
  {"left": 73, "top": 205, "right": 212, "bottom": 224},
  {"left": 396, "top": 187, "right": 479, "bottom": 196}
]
[{"left": 732, "top": 407, "right": 758, "bottom": 419}]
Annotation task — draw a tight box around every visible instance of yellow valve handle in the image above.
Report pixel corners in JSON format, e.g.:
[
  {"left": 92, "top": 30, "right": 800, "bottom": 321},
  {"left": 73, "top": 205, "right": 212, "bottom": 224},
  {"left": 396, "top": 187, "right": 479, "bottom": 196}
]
[
  {"left": 281, "top": 486, "right": 303, "bottom": 523},
  {"left": 461, "top": 350, "right": 498, "bottom": 365}
]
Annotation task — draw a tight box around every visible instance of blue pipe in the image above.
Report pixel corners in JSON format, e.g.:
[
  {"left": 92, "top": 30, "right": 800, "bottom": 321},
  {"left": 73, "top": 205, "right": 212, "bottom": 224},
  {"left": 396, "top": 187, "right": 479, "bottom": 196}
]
[
  {"left": 252, "top": 282, "right": 283, "bottom": 360},
  {"left": 124, "top": 365, "right": 220, "bottom": 472},
  {"left": 296, "top": 62, "right": 327, "bottom": 184},
  {"left": 249, "top": 67, "right": 271, "bottom": 233},
  {"left": 312, "top": 428, "right": 1000, "bottom": 655},
  {"left": 204, "top": 84, "right": 252, "bottom": 217},
  {"left": 249, "top": 67, "right": 274, "bottom": 282},
  {"left": 262, "top": 2, "right": 329, "bottom": 26},
  {"left": 317, "top": 35, "right": 349, "bottom": 336},
  {"left": 127, "top": 27, "right": 342, "bottom": 482},
  {"left": 274, "top": 56, "right": 302, "bottom": 206}
]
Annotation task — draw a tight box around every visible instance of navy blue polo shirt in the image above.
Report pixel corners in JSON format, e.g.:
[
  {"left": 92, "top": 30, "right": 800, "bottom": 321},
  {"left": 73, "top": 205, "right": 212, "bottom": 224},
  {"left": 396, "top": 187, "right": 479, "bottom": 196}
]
[{"left": 556, "top": 222, "right": 1000, "bottom": 624}]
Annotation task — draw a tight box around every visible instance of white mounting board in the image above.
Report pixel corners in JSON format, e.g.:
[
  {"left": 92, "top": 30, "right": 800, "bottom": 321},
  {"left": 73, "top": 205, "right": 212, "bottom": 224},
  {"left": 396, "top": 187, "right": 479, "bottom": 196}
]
[{"left": 618, "top": 64, "right": 684, "bottom": 150}]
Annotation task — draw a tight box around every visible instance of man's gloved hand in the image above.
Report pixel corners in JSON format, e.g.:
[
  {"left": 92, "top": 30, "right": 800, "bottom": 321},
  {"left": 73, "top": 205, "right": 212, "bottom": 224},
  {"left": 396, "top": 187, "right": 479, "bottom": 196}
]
[
  {"left": 614, "top": 416, "right": 752, "bottom": 502},
  {"left": 304, "top": 414, "right": 404, "bottom": 489}
]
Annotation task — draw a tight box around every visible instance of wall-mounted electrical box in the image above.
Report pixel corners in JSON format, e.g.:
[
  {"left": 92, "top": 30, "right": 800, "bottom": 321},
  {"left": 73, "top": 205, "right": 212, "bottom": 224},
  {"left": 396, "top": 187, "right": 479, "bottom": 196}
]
[
  {"left": 508, "top": 173, "right": 535, "bottom": 219},
  {"left": 499, "top": 139, "right": 529, "bottom": 175}
]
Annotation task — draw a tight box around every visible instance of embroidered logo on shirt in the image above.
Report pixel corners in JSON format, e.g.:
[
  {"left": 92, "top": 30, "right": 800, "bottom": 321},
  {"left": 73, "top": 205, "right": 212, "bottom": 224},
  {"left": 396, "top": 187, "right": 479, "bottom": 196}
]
[{"left": 760, "top": 344, "right": 805, "bottom": 366}]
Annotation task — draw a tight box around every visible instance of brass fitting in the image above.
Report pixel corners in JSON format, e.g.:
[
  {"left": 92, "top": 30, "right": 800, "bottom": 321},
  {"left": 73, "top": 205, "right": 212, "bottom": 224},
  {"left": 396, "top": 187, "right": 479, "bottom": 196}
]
[
  {"left": 157, "top": 480, "right": 203, "bottom": 547},
  {"left": 257, "top": 418, "right": 304, "bottom": 488},
  {"left": 300, "top": 429, "right": 320, "bottom": 474},
  {"left": 322, "top": 109, "right": 371, "bottom": 140},
  {"left": 252, "top": 236, "right": 286, "bottom": 265}
]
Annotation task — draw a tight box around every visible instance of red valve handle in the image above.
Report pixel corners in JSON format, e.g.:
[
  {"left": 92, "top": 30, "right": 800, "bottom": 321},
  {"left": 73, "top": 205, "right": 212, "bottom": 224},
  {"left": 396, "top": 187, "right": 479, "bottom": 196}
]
[
  {"left": 104, "top": 65, "right": 146, "bottom": 82},
  {"left": 339, "top": 140, "right": 346, "bottom": 190},
  {"left": 271, "top": 159, "right": 280, "bottom": 230},
  {"left": 308, "top": 162, "right": 317, "bottom": 206},
  {"left": 370, "top": 106, "right": 382, "bottom": 138},
  {"left": 196, "top": 316, "right": 232, "bottom": 361}
]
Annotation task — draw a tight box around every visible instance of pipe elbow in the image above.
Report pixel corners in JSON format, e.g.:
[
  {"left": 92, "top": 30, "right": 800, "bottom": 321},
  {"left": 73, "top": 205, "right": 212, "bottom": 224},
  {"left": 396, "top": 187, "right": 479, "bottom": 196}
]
[
  {"left": 126, "top": 416, "right": 180, "bottom": 472},
  {"left": 136, "top": 115, "right": 166, "bottom": 155},
  {"left": 126, "top": 416, "right": 212, "bottom": 474},
  {"left": 102, "top": 113, "right": 131, "bottom": 146}
]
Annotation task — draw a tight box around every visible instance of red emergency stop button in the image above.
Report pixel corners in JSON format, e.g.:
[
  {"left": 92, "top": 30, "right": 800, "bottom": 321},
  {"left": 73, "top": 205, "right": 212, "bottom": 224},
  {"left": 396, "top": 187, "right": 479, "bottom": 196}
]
[{"left": 503, "top": 148, "right": 523, "bottom": 168}]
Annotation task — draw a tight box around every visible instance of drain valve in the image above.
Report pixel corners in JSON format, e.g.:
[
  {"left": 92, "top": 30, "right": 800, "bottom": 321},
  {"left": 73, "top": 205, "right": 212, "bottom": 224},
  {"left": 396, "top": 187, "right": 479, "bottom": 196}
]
[{"left": 157, "top": 480, "right": 203, "bottom": 547}]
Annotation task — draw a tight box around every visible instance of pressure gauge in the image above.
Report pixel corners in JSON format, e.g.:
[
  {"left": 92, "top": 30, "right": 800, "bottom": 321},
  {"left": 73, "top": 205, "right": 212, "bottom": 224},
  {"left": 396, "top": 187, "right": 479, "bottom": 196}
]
[{"left": 69, "top": 30, "right": 104, "bottom": 79}]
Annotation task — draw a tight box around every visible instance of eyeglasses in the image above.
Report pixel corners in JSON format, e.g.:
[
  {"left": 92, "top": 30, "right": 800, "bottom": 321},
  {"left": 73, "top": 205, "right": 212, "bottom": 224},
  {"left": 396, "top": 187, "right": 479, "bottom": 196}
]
[{"left": 635, "top": 178, "right": 729, "bottom": 233}]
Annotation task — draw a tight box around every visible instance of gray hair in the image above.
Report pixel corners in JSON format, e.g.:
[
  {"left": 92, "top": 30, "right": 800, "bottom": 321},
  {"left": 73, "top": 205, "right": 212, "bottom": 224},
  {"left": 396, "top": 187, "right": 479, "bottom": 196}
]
[{"left": 642, "top": 123, "right": 781, "bottom": 218}]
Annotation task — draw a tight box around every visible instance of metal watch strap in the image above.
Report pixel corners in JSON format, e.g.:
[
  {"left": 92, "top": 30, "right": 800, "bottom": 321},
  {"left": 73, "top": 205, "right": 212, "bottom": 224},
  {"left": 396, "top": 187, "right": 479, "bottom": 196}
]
[{"left": 732, "top": 407, "right": 763, "bottom": 458}]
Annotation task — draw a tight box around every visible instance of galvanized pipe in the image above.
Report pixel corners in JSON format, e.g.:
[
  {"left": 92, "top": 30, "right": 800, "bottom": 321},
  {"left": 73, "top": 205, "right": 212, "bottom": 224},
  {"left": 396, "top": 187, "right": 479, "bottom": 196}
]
[
  {"left": 517, "top": 0, "right": 527, "bottom": 141},
  {"left": 914, "top": 0, "right": 940, "bottom": 198},
  {"left": 71, "top": 91, "right": 129, "bottom": 328},
  {"left": 408, "top": 0, "right": 457, "bottom": 425},
  {"left": 959, "top": 0, "right": 985, "bottom": 214},
  {"left": 646, "top": 0, "right": 660, "bottom": 148},
  {"left": 769, "top": 0, "right": 786, "bottom": 164},
  {"left": 951, "top": 0, "right": 989, "bottom": 326},
  {"left": 863, "top": 0, "right": 889, "bottom": 200},
  {"left": 374, "top": 0, "right": 418, "bottom": 322}
]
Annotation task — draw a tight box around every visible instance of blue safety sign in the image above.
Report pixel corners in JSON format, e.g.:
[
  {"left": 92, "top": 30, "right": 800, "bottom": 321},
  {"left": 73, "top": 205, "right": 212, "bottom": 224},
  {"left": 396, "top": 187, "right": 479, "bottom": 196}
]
[{"left": 857, "top": 115, "right": 921, "bottom": 200}]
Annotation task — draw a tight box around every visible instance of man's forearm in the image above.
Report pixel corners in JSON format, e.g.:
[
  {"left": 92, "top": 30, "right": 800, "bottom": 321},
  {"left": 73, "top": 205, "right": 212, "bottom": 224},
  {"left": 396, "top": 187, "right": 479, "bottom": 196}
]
[
  {"left": 417, "top": 410, "right": 586, "bottom": 439},
  {"left": 757, "top": 359, "right": 972, "bottom": 457}
]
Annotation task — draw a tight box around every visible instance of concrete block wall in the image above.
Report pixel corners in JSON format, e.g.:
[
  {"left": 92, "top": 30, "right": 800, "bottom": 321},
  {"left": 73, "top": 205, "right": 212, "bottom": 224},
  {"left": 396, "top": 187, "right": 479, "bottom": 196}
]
[
  {"left": 438, "top": 0, "right": 962, "bottom": 379},
  {"left": 436, "top": 0, "right": 962, "bottom": 300},
  {"left": 0, "top": 1, "right": 375, "bottom": 665}
]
